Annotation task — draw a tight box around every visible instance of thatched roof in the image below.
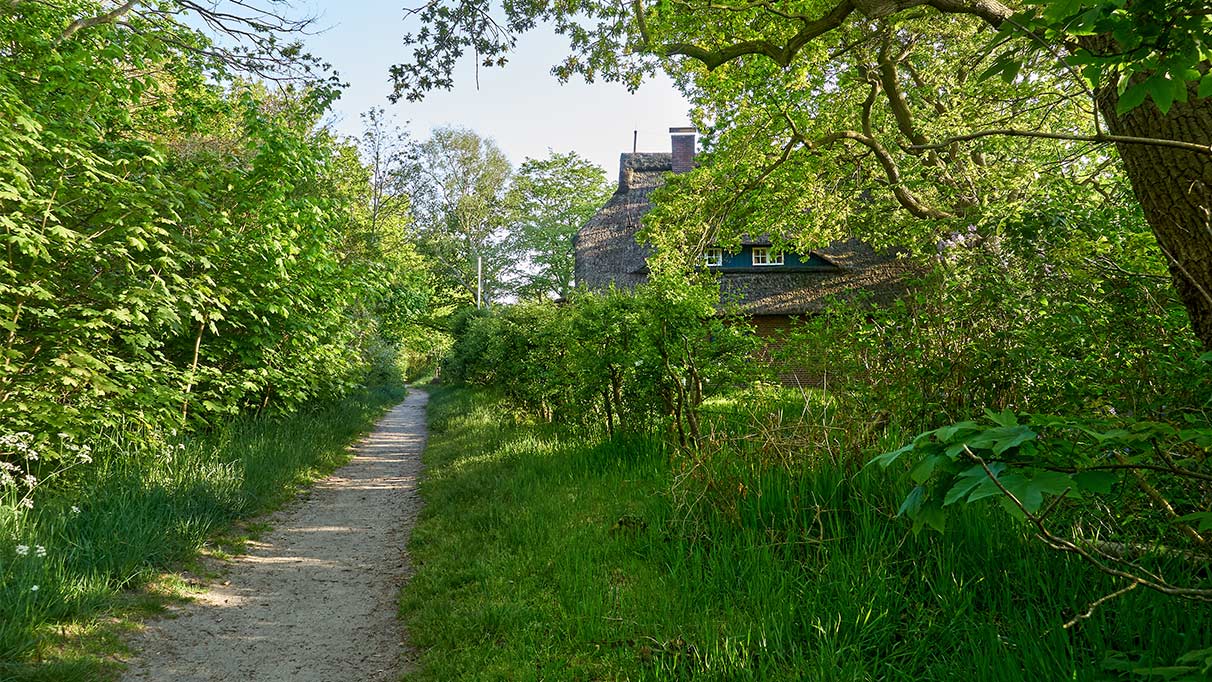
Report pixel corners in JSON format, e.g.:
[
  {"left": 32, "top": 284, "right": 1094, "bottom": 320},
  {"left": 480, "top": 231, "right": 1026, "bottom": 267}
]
[
  {"left": 573, "top": 153, "right": 911, "bottom": 315},
  {"left": 573, "top": 152, "right": 669, "bottom": 290},
  {"left": 719, "top": 239, "right": 912, "bottom": 315}
]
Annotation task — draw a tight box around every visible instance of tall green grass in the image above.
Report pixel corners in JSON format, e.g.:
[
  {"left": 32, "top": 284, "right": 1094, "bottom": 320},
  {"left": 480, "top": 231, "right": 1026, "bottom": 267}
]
[
  {"left": 401, "top": 387, "right": 1210, "bottom": 681},
  {"left": 0, "top": 382, "right": 405, "bottom": 681}
]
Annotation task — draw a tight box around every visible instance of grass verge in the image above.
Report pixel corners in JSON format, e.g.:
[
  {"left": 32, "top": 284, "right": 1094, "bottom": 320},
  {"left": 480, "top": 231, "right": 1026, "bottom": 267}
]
[
  {"left": 400, "top": 386, "right": 1209, "bottom": 681},
  {"left": 0, "top": 381, "right": 406, "bottom": 681}
]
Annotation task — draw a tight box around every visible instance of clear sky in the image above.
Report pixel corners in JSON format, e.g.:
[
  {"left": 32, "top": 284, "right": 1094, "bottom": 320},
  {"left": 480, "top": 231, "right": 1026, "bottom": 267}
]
[{"left": 297, "top": 0, "right": 692, "bottom": 177}]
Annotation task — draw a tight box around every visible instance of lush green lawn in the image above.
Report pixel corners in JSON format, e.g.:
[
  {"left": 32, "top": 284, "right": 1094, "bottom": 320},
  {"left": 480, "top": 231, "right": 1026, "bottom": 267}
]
[
  {"left": 0, "top": 382, "right": 406, "bottom": 681},
  {"left": 401, "top": 387, "right": 1209, "bottom": 681}
]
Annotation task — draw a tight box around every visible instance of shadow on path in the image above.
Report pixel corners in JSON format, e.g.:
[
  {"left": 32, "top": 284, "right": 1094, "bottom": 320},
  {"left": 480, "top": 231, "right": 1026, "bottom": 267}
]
[{"left": 123, "top": 391, "right": 429, "bottom": 682}]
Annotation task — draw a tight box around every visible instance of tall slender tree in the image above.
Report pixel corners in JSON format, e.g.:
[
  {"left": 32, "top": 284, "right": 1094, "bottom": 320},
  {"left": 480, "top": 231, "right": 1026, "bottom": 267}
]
[
  {"left": 506, "top": 151, "right": 612, "bottom": 300},
  {"left": 402, "top": 127, "right": 514, "bottom": 306}
]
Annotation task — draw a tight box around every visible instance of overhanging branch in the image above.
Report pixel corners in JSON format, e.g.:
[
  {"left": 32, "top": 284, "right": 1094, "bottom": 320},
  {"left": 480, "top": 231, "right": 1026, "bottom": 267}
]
[
  {"left": 909, "top": 128, "right": 1212, "bottom": 155},
  {"left": 58, "top": 0, "right": 142, "bottom": 44},
  {"left": 656, "top": 0, "right": 855, "bottom": 69}
]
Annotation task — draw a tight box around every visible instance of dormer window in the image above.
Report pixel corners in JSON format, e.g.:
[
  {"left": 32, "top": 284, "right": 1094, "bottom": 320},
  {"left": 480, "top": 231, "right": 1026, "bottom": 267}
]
[
  {"left": 752, "top": 247, "right": 784, "bottom": 266},
  {"left": 704, "top": 248, "right": 723, "bottom": 267}
]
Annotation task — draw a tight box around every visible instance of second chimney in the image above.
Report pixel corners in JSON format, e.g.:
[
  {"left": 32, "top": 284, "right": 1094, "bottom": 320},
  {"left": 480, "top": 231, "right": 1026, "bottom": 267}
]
[{"left": 670, "top": 126, "right": 697, "bottom": 173}]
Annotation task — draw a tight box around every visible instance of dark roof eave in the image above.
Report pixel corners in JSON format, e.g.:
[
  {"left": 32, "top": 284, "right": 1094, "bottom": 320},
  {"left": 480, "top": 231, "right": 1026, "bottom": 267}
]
[{"left": 707, "top": 266, "right": 841, "bottom": 274}]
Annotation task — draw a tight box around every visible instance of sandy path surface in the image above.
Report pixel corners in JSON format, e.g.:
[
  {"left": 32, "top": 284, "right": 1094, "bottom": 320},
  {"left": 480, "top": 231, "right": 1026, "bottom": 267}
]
[{"left": 123, "top": 390, "right": 428, "bottom": 682}]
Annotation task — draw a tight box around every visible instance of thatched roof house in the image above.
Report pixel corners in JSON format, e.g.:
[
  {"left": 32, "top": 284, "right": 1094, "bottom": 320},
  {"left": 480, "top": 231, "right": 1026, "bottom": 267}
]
[
  {"left": 573, "top": 128, "right": 911, "bottom": 317},
  {"left": 572, "top": 151, "right": 670, "bottom": 291}
]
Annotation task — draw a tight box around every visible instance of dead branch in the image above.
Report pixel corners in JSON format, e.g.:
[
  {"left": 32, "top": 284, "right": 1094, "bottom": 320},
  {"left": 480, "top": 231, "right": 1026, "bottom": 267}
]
[{"left": 963, "top": 445, "right": 1212, "bottom": 604}]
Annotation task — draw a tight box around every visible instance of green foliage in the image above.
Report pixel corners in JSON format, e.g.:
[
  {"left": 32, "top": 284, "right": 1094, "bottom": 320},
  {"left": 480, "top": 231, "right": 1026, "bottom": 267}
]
[
  {"left": 871, "top": 410, "right": 1211, "bottom": 534},
  {"left": 402, "top": 127, "right": 515, "bottom": 305},
  {"left": 0, "top": 2, "right": 428, "bottom": 442},
  {"left": 443, "top": 279, "right": 758, "bottom": 441},
  {"left": 990, "top": 0, "right": 1212, "bottom": 115},
  {"left": 402, "top": 386, "right": 1211, "bottom": 680},
  {"left": 505, "top": 151, "right": 613, "bottom": 300},
  {"left": 775, "top": 196, "right": 1203, "bottom": 429}
]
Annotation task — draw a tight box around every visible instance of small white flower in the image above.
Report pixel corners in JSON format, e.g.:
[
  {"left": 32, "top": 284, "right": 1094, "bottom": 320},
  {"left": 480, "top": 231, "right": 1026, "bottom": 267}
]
[
  {"left": 15, "top": 544, "right": 29, "bottom": 556},
  {"left": 18, "top": 498, "right": 33, "bottom": 510},
  {"left": 22, "top": 474, "right": 36, "bottom": 487},
  {"left": 177, "top": 444, "right": 185, "bottom": 451},
  {"left": 30, "top": 585, "right": 38, "bottom": 592},
  {"left": 34, "top": 545, "right": 46, "bottom": 558},
  {"left": 70, "top": 505, "right": 81, "bottom": 514},
  {"left": 77, "top": 453, "right": 92, "bottom": 464},
  {"left": 171, "top": 429, "right": 178, "bottom": 437},
  {"left": 26, "top": 451, "right": 38, "bottom": 461}
]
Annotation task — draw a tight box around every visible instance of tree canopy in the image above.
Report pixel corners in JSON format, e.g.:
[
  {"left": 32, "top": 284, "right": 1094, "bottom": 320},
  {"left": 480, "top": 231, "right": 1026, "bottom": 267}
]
[
  {"left": 390, "top": 0, "right": 1212, "bottom": 347},
  {"left": 506, "top": 151, "right": 613, "bottom": 300},
  {"left": 402, "top": 127, "right": 515, "bottom": 306}
]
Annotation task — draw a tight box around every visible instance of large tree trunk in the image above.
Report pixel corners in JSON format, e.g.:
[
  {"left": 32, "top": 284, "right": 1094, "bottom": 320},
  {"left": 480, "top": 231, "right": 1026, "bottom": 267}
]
[{"left": 1096, "top": 75, "right": 1212, "bottom": 349}]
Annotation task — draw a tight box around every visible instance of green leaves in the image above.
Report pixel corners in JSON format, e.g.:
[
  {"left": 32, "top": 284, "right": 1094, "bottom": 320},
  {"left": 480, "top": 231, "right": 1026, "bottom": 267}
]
[
  {"left": 1002, "top": 0, "right": 1212, "bottom": 115},
  {"left": 505, "top": 151, "right": 612, "bottom": 301},
  {"left": 872, "top": 411, "right": 1211, "bottom": 534},
  {"left": 0, "top": 4, "right": 430, "bottom": 456}
]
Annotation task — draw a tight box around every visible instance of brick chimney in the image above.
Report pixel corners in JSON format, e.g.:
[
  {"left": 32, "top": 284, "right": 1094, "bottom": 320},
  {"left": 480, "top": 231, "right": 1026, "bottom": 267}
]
[{"left": 670, "top": 127, "right": 697, "bottom": 173}]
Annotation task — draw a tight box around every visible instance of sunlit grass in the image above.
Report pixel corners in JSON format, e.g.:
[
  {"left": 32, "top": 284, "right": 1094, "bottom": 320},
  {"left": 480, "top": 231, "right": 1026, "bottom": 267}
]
[{"left": 401, "top": 386, "right": 1210, "bottom": 681}]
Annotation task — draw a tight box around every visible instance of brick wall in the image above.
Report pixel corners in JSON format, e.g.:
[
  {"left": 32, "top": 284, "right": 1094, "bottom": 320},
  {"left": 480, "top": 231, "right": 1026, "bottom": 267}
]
[{"left": 747, "top": 314, "right": 834, "bottom": 387}]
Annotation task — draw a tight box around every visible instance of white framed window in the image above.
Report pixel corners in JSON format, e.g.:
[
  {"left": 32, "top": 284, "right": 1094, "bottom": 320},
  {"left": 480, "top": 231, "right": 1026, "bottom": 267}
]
[
  {"left": 751, "top": 247, "right": 784, "bottom": 266},
  {"left": 704, "top": 248, "right": 723, "bottom": 267}
]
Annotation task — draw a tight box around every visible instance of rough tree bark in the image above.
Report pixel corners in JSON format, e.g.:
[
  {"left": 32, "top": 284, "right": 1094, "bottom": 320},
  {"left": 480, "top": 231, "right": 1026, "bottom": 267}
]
[{"left": 1095, "top": 75, "right": 1212, "bottom": 349}]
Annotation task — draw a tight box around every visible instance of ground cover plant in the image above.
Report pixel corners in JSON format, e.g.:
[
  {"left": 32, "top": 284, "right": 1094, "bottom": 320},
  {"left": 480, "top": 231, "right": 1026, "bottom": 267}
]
[
  {"left": 403, "top": 385, "right": 1210, "bottom": 680},
  {"left": 0, "top": 381, "right": 405, "bottom": 681}
]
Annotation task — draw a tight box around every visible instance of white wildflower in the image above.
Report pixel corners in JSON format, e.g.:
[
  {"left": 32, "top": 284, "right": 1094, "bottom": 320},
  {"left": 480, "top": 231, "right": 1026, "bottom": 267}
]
[
  {"left": 15, "top": 544, "right": 29, "bottom": 556},
  {"left": 77, "top": 452, "right": 92, "bottom": 464},
  {"left": 18, "top": 497, "right": 33, "bottom": 510},
  {"left": 70, "top": 505, "right": 81, "bottom": 514},
  {"left": 30, "top": 585, "right": 38, "bottom": 592},
  {"left": 22, "top": 474, "right": 36, "bottom": 487},
  {"left": 34, "top": 545, "right": 46, "bottom": 558},
  {"left": 26, "top": 451, "right": 38, "bottom": 461}
]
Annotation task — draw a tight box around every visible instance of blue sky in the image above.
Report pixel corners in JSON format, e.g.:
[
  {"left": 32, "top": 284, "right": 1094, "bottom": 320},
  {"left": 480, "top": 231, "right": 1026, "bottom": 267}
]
[{"left": 298, "top": 0, "right": 692, "bottom": 176}]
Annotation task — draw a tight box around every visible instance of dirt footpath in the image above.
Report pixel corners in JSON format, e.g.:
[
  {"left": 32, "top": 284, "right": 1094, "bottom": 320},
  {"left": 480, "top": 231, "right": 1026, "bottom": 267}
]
[{"left": 123, "top": 391, "right": 428, "bottom": 682}]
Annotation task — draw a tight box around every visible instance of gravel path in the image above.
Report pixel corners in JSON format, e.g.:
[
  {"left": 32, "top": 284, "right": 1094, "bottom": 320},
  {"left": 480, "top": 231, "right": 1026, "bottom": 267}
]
[{"left": 122, "top": 390, "right": 428, "bottom": 682}]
